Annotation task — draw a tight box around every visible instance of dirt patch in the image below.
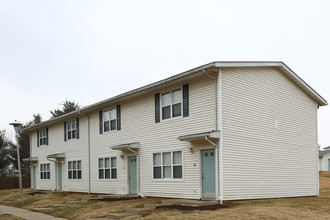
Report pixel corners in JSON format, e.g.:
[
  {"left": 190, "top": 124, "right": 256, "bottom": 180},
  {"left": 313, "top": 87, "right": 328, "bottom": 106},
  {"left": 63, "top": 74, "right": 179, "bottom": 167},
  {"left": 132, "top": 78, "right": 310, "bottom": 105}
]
[
  {"left": 27, "top": 191, "right": 47, "bottom": 196},
  {"left": 156, "top": 204, "right": 227, "bottom": 211}
]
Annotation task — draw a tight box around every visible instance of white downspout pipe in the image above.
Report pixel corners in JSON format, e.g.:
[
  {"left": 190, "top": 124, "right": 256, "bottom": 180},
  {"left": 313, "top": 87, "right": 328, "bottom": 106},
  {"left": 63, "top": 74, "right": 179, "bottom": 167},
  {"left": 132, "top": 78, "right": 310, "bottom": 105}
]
[
  {"left": 204, "top": 69, "right": 221, "bottom": 203},
  {"left": 79, "top": 111, "right": 91, "bottom": 194},
  {"left": 46, "top": 157, "right": 57, "bottom": 191}
]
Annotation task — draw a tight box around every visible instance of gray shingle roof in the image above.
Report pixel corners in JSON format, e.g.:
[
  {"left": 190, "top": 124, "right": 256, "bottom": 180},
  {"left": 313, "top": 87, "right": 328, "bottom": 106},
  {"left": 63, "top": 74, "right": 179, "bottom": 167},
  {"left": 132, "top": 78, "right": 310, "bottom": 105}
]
[{"left": 319, "top": 150, "right": 330, "bottom": 157}]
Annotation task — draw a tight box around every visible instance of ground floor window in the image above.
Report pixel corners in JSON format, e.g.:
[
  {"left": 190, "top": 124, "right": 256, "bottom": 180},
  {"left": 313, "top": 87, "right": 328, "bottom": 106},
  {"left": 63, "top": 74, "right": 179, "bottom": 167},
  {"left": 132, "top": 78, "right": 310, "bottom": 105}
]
[
  {"left": 68, "top": 160, "right": 82, "bottom": 179},
  {"left": 40, "top": 163, "right": 50, "bottom": 179},
  {"left": 98, "top": 157, "right": 117, "bottom": 179},
  {"left": 153, "top": 150, "right": 183, "bottom": 179}
]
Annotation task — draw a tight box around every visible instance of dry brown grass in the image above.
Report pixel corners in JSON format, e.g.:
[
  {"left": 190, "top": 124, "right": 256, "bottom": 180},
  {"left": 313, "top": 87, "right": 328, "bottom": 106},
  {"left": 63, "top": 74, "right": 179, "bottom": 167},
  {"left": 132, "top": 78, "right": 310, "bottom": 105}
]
[
  {"left": 145, "top": 172, "right": 330, "bottom": 220},
  {"left": 0, "top": 172, "right": 329, "bottom": 219},
  {"left": 0, "top": 214, "right": 24, "bottom": 220}
]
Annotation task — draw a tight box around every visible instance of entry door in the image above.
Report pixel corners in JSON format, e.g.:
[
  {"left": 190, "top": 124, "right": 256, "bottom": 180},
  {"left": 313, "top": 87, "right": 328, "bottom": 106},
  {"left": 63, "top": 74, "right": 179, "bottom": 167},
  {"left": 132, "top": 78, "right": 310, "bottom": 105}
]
[
  {"left": 58, "top": 163, "right": 62, "bottom": 191},
  {"left": 202, "top": 149, "right": 216, "bottom": 199},
  {"left": 32, "top": 165, "right": 36, "bottom": 189},
  {"left": 128, "top": 156, "right": 137, "bottom": 194},
  {"left": 328, "top": 159, "right": 330, "bottom": 171}
]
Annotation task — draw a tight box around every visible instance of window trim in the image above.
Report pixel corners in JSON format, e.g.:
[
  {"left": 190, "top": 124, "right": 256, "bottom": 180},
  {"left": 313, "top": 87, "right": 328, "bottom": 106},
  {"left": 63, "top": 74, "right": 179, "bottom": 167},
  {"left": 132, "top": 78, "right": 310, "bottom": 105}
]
[
  {"left": 160, "top": 86, "right": 183, "bottom": 122},
  {"left": 66, "top": 120, "right": 77, "bottom": 141},
  {"left": 152, "top": 149, "right": 184, "bottom": 181},
  {"left": 40, "top": 163, "right": 50, "bottom": 180},
  {"left": 38, "top": 129, "right": 47, "bottom": 146},
  {"left": 103, "top": 108, "right": 117, "bottom": 133},
  {"left": 67, "top": 159, "right": 82, "bottom": 180},
  {"left": 97, "top": 155, "right": 118, "bottom": 181}
]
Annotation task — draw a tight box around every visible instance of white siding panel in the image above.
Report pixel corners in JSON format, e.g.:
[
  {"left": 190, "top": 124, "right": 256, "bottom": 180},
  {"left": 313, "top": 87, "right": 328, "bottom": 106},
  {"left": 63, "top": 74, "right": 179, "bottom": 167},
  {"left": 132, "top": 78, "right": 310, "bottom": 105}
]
[
  {"left": 221, "top": 67, "right": 318, "bottom": 200},
  {"left": 89, "top": 76, "right": 216, "bottom": 199},
  {"left": 320, "top": 154, "right": 330, "bottom": 171},
  {"left": 31, "top": 118, "right": 89, "bottom": 192}
]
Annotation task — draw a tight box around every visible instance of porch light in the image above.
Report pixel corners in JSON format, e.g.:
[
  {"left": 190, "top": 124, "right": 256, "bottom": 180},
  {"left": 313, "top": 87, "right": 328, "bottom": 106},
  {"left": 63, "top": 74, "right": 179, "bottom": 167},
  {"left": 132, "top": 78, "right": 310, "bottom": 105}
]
[{"left": 9, "top": 120, "right": 24, "bottom": 204}]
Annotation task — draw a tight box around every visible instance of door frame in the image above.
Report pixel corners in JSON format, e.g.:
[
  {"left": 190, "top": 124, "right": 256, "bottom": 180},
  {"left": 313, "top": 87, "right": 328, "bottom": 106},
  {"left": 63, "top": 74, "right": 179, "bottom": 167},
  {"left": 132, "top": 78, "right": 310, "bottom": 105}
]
[
  {"left": 199, "top": 147, "right": 217, "bottom": 199},
  {"left": 126, "top": 155, "right": 139, "bottom": 195}
]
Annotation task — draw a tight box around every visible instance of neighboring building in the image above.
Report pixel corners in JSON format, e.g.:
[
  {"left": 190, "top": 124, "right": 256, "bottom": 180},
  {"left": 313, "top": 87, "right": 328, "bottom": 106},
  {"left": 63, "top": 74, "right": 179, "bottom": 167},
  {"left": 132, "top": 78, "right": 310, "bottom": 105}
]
[
  {"left": 22, "top": 61, "right": 327, "bottom": 202},
  {"left": 319, "top": 150, "right": 330, "bottom": 171}
]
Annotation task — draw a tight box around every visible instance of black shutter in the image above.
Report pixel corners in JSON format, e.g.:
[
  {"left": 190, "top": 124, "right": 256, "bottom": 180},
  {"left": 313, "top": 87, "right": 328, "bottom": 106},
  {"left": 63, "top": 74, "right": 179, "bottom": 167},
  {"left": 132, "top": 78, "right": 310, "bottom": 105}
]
[
  {"left": 116, "top": 105, "right": 121, "bottom": 131},
  {"left": 155, "top": 93, "right": 160, "bottom": 123},
  {"left": 76, "top": 118, "right": 79, "bottom": 139},
  {"left": 99, "top": 110, "right": 103, "bottom": 134},
  {"left": 183, "top": 84, "right": 189, "bottom": 117},
  {"left": 64, "top": 122, "right": 67, "bottom": 142},
  {"left": 46, "top": 128, "right": 49, "bottom": 145},
  {"left": 37, "top": 130, "right": 40, "bottom": 147}
]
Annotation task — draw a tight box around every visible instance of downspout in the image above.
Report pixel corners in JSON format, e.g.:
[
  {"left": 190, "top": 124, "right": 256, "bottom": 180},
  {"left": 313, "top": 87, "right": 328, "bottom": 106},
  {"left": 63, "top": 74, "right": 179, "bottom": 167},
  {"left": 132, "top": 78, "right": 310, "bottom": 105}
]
[
  {"left": 79, "top": 111, "right": 91, "bottom": 194},
  {"left": 204, "top": 69, "right": 221, "bottom": 203},
  {"left": 47, "top": 157, "right": 57, "bottom": 191},
  {"left": 126, "top": 146, "right": 138, "bottom": 154},
  {"left": 218, "top": 68, "right": 224, "bottom": 204}
]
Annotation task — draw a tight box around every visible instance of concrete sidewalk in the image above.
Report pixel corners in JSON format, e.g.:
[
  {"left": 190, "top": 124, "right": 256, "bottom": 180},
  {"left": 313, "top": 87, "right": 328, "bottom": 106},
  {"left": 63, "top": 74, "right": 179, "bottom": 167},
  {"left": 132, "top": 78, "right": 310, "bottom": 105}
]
[{"left": 0, "top": 205, "right": 67, "bottom": 220}]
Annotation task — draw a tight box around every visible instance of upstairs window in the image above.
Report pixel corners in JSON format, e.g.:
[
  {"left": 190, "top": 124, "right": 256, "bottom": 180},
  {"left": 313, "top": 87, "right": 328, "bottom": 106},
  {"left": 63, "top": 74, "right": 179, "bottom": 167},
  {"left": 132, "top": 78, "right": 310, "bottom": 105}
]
[
  {"left": 161, "top": 89, "right": 182, "bottom": 120},
  {"left": 64, "top": 118, "right": 79, "bottom": 141},
  {"left": 153, "top": 150, "right": 183, "bottom": 180},
  {"left": 103, "top": 108, "right": 117, "bottom": 132},
  {"left": 155, "top": 84, "right": 189, "bottom": 123},
  {"left": 99, "top": 105, "right": 121, "bottom": 134},
  {"left": 68, "top": 160, "right": 82, "bottom": 179},
  {"left": 98, "top": 156, "right": 117, "bottom": 179},
  {"left": 40, "top": 163, "right": 50, "bottom": 179},
  {"left": 67, "top": 120, "right": 76, "bottom": 140},
  {"left": 37, "top": 128, "right": 48, "bottom": 147}
]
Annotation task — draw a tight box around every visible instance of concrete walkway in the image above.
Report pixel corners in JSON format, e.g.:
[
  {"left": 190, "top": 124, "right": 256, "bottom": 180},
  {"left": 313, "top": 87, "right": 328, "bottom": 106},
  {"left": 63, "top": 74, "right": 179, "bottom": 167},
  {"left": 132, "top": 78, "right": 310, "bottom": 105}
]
[{"left": 0, "top": 205, "right": 67, "bottom": 220}]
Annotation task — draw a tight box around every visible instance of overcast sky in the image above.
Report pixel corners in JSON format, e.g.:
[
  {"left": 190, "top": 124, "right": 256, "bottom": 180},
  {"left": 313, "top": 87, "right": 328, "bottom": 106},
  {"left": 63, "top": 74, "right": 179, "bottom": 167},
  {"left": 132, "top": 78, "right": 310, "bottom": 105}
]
[{"left": 1, "top": 0, "right": 329, "bottom": 148}]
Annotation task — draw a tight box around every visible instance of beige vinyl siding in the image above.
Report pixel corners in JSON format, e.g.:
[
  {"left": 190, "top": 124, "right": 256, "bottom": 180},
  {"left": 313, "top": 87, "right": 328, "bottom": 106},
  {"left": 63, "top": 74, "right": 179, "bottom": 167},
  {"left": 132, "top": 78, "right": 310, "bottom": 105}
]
[
  {"left": 31, "top": 118, "right": 89, "bottom": 192},
  {"left": 89, "top": 75, "right": 216, "bottom": 199},
  {"left": 319, "top": 154, "right": 330, "bottom": 171},
  {"left": 221, "top": 67, "right": 318, "bottom": 200}
]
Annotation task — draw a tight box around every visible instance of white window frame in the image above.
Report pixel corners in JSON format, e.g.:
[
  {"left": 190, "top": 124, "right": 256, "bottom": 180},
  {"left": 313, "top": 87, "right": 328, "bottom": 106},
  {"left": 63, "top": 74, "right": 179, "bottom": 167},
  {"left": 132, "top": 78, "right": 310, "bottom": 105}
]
[
  {"left": 67, "top": 120, "right": 77, "bottom": 140},
  {"left": 152, "top": 149, "right": 184, "bottom": 181},
  {"left": 40, "top": 163, "right": 50, "bottom": 180},
  {"left": 103, "top": 108, "right": 117, "bottom": 132},
  {"left": 39, "top": 129, "right": 47, "bottom": 146},
  {"left": 67, "top": 160, "right": 82, "bottom": 180},
  {"left": 98, "top": 156, "right": 118, "bottom": 180},
  {"left": 160, "top": 87, "right": 183, "bottom": 121}
]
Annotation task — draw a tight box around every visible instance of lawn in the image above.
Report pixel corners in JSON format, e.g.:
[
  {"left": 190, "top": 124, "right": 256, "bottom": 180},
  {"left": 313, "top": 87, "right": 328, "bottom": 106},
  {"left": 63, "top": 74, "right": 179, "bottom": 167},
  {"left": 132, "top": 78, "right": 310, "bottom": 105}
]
[{"left": 0, "top": 172, "right": 329, "bottom": 220}]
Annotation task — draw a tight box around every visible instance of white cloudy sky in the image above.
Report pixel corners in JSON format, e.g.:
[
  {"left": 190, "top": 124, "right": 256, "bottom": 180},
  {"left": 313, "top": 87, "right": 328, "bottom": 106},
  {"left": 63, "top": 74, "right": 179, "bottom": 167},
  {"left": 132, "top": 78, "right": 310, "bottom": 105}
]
[{"left": 1, "top": 0, "right": 329, "bottom": 147}]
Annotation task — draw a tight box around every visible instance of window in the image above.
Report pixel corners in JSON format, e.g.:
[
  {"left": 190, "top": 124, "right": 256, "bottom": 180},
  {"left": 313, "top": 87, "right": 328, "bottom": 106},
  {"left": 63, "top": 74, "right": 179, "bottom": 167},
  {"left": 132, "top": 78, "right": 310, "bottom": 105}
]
[
  {"left": 68, "top": 160, "right": 82, "bottom": 179},
  {"left": 40, "top": 163, "right": 50, "bottom": 179},
  {"left": 67, "top": 120, "right": 77, "bottom": 140},
  {"left": 161, "top": 89, "right": 182, "bottom": 120},
  {"left": 103, "top": 109, "right": 117, "bottom": 132},
  {"left": 38, "top": 129, "right": 47, "bottom": 146},
  {"left": 98, "top": 157, "right": 117, "bottom": 179},
  {"left": 153, "top": 150, "right": 183, "bottom": 179}
]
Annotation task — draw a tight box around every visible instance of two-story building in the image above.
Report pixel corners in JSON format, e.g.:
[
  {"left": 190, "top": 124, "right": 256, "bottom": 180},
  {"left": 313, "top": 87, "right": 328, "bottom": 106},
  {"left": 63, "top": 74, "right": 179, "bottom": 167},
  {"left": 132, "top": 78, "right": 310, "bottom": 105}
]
[{"left": 23, "top": 61, "right": 327, "bottom": 202}]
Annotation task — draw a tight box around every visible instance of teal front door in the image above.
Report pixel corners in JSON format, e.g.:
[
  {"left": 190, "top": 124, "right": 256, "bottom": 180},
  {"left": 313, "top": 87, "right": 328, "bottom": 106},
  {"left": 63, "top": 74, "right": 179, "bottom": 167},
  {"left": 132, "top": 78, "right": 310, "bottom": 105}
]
[
  {"left": 128, "top": 156, "right": 137, "bottom": 194},
  {"left": 58, "top": 163, "right": 62, "bottom": 191},
  {"left": 328, "top": 159, "right": 330, "bottom": 171},
  {"left": 32, "top": 165, "right": 36, "bottom": 189},
  {"left": 202, "top": 149, "right": 216, "bottom": 199}
]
